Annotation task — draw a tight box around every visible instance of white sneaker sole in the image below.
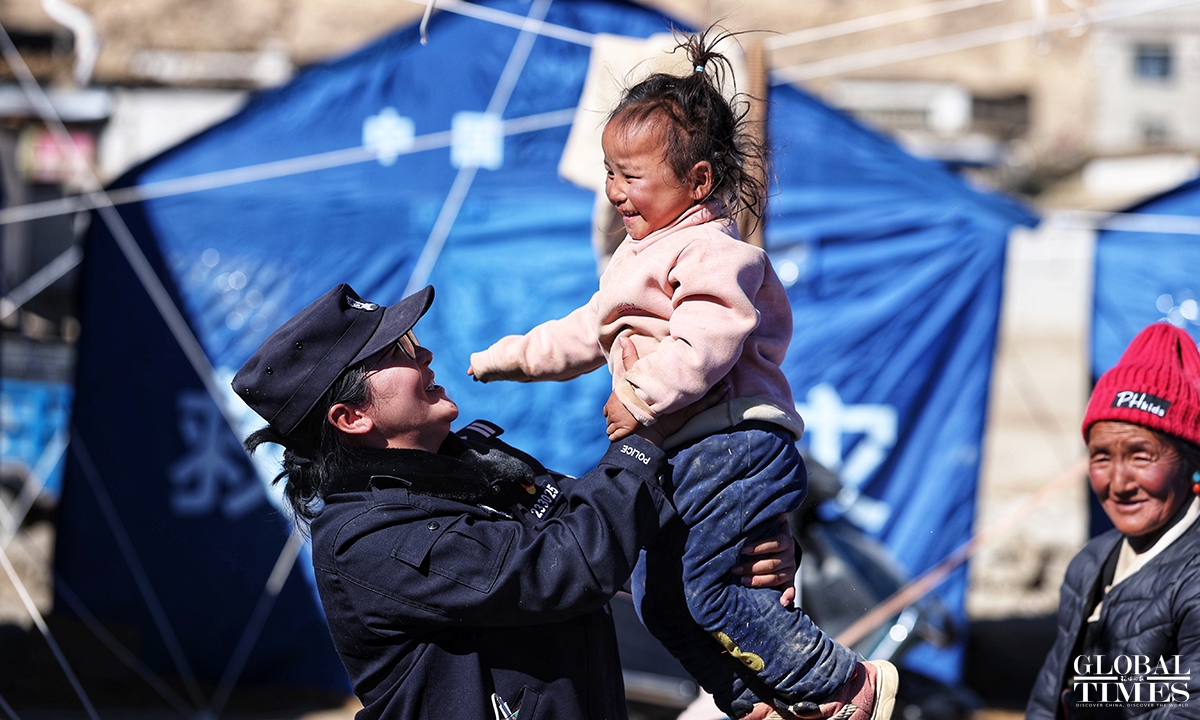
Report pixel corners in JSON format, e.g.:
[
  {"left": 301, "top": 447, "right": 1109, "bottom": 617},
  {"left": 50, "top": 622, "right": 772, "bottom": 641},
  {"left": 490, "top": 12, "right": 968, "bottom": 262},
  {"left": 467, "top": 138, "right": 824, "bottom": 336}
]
[
  {"left": 760, "top": 659, "right": 901, "bottom": 720},
  {"left": 867, "top": 660, "right": 899, "bottom": 720}
]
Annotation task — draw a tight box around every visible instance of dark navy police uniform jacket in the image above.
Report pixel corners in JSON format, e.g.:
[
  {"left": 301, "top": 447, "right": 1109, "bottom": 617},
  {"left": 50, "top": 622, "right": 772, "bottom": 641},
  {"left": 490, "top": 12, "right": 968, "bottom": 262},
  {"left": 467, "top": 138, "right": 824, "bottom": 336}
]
[{"left": 310, "top": 421, "right": 675, "bottom": 720}]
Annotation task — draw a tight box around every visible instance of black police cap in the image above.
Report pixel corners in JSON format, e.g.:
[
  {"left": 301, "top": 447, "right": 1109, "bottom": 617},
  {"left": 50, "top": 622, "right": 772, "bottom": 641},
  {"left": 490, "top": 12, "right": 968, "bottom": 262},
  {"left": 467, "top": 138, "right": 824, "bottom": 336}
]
[{"left": 232, "top": 284, "right": 434, "bottom": 436}]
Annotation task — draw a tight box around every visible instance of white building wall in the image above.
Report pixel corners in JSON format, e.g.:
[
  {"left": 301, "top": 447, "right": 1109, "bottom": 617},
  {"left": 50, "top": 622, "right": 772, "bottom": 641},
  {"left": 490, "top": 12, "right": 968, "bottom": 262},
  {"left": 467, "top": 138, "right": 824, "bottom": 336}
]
[
  {"left": 968, "top": 224, "right": 1094, "bottom": 618},
  {"left": 97, "top": 88, "right": 247, "bottom": 182},
  {"left": 1093, "top": 6, "right": 1200, "bottom": 153}
]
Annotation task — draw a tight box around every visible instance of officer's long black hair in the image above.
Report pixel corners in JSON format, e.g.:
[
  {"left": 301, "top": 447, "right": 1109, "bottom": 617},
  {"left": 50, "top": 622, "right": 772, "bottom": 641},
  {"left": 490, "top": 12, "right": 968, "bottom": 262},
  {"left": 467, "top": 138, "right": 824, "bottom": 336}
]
[
  {"left": 244, "top": 366, "right": 371, "bottom": 522},
  {"left": 607, "top": 28, "right": 767, "bottom": 228}
]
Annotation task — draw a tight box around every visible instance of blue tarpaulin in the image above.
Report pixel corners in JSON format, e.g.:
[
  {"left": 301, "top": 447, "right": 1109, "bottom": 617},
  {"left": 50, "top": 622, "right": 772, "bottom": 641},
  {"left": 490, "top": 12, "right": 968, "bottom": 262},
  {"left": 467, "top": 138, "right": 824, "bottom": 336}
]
[
  {"left": 0, "top": 378, "right": 70, "bottom": 497},
  {"left": 1091, "top": 180, "right": 1200, "bottom": 537},
  {"left": 57, "top": 0, "right": 1034, "bottom": 695},
  {"left": 1093, "top": 180, "right": 1200, "bottom": 374},
  {"left": 767, "top": 85, "right": 1035, "bottom": 680}
]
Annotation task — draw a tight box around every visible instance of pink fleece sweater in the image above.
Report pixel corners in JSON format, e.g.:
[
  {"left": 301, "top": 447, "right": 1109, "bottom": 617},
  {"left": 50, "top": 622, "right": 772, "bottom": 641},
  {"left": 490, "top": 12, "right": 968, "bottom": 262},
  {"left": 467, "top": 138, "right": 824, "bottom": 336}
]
[{"left": 470, "top": 203, "right": 804, "bottom": 440}]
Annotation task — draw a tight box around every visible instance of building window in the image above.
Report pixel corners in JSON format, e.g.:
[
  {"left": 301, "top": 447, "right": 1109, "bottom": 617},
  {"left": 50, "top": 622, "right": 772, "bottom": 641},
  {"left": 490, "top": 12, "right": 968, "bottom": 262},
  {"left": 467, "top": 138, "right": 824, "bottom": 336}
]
[
  {"left": 1142, "top": 119, "right": 1170, "bottom": 147},
  {"left": 1134, "top": 44, "right": 1173, "bottom": 81}
]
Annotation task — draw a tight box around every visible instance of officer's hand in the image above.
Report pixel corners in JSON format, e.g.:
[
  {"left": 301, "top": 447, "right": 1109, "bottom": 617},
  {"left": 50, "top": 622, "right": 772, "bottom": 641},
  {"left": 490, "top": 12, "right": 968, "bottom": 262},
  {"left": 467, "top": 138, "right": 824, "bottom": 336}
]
[{"left": 732, "top": 515, "right": 798, "bottom": 606}]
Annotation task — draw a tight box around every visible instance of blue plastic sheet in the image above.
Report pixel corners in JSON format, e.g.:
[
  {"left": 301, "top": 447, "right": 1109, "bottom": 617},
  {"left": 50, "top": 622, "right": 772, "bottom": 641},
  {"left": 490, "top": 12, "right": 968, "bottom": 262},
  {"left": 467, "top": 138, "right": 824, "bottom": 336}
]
[
  {"left": 1093, "top": 179, "right": 1200, "bottom": 375},
  {"left": 768, "top": 86, "right": 1035, "bottom": 681}
]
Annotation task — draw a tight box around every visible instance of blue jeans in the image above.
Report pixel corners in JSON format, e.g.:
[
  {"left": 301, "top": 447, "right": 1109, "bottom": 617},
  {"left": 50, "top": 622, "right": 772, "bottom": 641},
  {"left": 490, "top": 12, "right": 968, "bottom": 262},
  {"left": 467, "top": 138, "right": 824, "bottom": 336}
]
[{"left": 631, "top": 422, "right": 858, "bottom": 716}]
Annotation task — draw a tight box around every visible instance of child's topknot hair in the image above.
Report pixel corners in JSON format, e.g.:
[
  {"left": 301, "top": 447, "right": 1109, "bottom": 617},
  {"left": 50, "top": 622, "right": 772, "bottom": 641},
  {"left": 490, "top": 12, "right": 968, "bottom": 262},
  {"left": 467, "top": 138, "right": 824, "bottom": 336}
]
[{"left": 609, "top": 28, "right": 767, "bottom": 227}]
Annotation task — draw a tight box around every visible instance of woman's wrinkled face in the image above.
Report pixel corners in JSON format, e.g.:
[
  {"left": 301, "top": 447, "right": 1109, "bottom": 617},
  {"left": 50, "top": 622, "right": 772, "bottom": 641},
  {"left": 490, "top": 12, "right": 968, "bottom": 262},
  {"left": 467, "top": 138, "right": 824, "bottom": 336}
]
[{"left": 1087, "top": 421, "right": 1192, "bottom": 542}]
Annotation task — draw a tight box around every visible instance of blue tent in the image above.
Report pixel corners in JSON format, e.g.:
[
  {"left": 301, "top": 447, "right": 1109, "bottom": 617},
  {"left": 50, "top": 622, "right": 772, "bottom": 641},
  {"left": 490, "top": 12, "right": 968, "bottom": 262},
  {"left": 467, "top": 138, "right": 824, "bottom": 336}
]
[
  {"left": 56, "top": 0, "right": 1035, "bottom": 701},
  {"left": 1093, "top": 180, "right": 1200, "bottom": 373},
  {"left": 766, "top": 86, "right": 1034, "bottom": 680},
  {"left": 1091, "top": 180, "right": 1200, "bottom": 536}
]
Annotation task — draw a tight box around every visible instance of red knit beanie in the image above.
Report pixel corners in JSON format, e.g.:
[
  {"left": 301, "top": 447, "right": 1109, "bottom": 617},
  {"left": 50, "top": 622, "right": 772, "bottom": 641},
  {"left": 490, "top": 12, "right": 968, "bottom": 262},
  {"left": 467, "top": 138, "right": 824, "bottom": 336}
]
[{"left": 1083, "top": 322, "right": 1200, "bottom": 445}]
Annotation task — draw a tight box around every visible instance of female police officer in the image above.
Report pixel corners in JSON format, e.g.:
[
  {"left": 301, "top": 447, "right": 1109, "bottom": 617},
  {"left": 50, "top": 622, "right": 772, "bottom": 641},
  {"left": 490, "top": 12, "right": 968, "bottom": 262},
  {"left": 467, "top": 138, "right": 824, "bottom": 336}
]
[{"left": 232, "top": 284, "right": 795, "bottom": 720}]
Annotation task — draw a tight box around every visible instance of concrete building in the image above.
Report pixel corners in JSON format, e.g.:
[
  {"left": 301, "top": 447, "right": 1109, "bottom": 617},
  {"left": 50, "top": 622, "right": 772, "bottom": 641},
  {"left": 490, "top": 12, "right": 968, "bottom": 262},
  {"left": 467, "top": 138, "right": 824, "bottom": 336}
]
[{"left": 1093, "top": 2, "right": 1200, "bottom": 154}]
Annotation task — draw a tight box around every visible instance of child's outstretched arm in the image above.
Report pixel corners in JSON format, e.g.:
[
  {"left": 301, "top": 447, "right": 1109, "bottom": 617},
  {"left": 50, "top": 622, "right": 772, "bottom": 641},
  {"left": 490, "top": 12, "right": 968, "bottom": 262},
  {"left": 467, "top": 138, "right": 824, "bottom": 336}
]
[{"left": 469, "top": 294, "right": 607, "bottom": 383}]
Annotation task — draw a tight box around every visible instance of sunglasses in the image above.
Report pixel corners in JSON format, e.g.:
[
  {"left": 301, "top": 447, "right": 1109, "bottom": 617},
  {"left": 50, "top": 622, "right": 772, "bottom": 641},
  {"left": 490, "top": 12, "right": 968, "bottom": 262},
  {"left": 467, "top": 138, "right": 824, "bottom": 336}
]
[
  {"left": 366, "top": 330, "right": 421, "bottom": 372},
  {"left": 396, "top": 330, "right": 420, "bottom": 361}
]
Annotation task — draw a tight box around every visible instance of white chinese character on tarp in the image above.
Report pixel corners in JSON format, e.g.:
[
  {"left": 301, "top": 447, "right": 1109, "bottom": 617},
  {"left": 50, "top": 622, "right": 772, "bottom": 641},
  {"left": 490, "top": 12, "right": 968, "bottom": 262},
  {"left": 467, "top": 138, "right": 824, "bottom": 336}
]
[
  {"left": 168, "top": 390, "right": 264, "bottom": 519},
  {"left": 797, "top": 383, "right": 898, "bottom": 532},
  {"left": 363, "top": 107, "right": 415, "bottom": 166},
  {"left": 451, "top": 112, "right": 503, "bottom": 169}
]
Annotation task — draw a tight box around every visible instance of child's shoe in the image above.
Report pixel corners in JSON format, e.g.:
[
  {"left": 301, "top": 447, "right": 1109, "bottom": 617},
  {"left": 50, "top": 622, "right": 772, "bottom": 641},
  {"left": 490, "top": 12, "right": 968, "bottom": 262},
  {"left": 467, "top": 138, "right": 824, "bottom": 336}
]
[
  {"left": 802, "top": 660, "right": 898, "bottom": 720},
  {"left": 763, "top": 660, "right": 899, "bottom": 720}
]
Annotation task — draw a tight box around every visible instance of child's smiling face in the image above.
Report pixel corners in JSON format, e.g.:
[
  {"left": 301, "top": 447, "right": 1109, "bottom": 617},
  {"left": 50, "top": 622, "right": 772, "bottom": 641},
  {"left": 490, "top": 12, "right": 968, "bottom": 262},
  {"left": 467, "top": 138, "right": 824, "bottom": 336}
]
[{"left": 602, "top": 118, "right": 711, "bottom": 240}]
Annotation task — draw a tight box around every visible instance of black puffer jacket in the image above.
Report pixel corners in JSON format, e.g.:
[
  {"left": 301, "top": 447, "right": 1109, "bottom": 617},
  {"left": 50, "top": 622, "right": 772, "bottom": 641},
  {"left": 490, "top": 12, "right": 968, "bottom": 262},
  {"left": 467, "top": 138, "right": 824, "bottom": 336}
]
[
  {"left": 310, "top": 421, "right": 674, "bottom": 720},
  {"left": 1026, "top": 520, "right": 1200, "bottom": 719}
]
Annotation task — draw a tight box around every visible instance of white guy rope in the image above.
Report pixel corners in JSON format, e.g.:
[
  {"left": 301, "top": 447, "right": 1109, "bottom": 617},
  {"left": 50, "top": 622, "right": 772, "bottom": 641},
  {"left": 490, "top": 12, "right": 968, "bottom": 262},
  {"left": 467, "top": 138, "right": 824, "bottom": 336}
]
[
  {"left": 12, "top": 204, "right": 1200, "bottom": 325},
  {"left": 0, "top": 690, "right": 19, "bottom": 720},
  {"left": 207, "top": 528, "right": 305, "bottom": 718},
  {"left": 402, "top": 0, "right": 593, "bottom": 46},
  {"left": 1032, "top": 0, "right": 1051, "bottom": 53},
  {"left": 0, "top": 107, "right": 577, "bottom": 320},
  {"left": 0, "top": 245, "right": 81, "bottom": 320},
  {"left": 420, "top": 0, "right": 437, "bottom": 44},
  {"left": 0, "top": 20, "right": 255, "bottom": 457},
  {"left": 0, "top": 429, "right": 67, "bottom": 547},
  {"left": 404, "top": 166, "right": 479, "bottom": 296},
  {"left": 404, "top": 0, "right": 554, "bottom": 295},
  {"left": 1049, "top": 209, "right": 1200, "bottom": 236},
  {"left": 4, "top": 518, "right": 194, "bottom": 718},
  {"left": 0, "top": 540, "right": 101, "bottom": 720},
  {"left": 69, "top": 428, "right": 207, "bottom": 709},
  {"left": 0, "top": 23, "right": 207, "bottom": 710},
  {"left": 772, "top": 0, "right": 1200, "bottom": 83},
  {"left": 766, "top": 0, "right": 1005, "bottom": 51},
  {"left": 0, "top": 107, "right": 576, "bottom": 230},
  {"left": 0, "top": 493, "right": 15, "bottom": 539},
  {"left": 52, "top": 575, "right": 195, "bottom": 718}
]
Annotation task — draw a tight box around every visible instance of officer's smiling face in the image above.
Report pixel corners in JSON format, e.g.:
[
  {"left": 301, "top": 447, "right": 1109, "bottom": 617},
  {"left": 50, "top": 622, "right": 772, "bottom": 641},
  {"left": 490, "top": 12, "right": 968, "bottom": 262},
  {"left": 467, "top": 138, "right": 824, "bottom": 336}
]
[{"left": 332, "top": 337, "right": 459, "bottom": 452}]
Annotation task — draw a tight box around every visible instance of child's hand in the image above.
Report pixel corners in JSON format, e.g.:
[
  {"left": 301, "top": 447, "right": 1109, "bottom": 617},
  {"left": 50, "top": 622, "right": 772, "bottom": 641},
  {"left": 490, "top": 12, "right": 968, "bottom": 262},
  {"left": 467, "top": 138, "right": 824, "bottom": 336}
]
[
  {"left": 603, "top": 392, "right": 640, "bottom": 442},
  {"left": 607, "top": 335, "right": 645, "bottom": 442},
  {"left": 731, "top": 515, "right": 798, "bottom": 607},
  {"left": 468, "top": 350, "right": 533, "bottom": 382}
]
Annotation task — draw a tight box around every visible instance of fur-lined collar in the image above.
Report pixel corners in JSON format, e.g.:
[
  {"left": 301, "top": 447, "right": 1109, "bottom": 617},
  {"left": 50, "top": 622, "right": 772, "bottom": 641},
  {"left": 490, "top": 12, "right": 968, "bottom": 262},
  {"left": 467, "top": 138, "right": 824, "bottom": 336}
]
[{"left": 326, "top": 433, "right": 537, "bottom": 503}]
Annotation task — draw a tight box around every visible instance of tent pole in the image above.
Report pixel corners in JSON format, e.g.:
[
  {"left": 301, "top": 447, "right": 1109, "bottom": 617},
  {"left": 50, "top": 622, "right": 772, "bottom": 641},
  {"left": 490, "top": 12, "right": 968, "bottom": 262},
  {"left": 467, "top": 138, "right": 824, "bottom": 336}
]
[{"left": 740, "top": 39, "right": 768, "bottom": 249}]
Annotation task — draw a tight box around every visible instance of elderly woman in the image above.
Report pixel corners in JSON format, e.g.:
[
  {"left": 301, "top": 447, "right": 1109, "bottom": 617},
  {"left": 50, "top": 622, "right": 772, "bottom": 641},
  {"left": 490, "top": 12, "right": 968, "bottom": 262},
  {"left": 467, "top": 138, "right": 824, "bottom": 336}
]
[
  {"left": 231, "top": 283, "right": 798, "bottom": 720},
  {"left": 1027, "top": 322, "right": 1200, "bottom": 719}
]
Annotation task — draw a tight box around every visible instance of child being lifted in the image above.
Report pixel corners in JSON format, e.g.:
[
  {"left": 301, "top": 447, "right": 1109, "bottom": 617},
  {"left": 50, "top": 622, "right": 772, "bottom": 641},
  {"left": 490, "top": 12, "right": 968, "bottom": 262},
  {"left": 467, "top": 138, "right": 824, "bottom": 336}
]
[{"left": 469, "top": 30, "right": 897, "bottom": 720}]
